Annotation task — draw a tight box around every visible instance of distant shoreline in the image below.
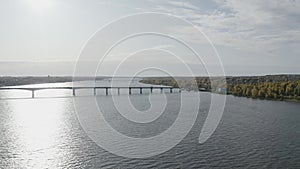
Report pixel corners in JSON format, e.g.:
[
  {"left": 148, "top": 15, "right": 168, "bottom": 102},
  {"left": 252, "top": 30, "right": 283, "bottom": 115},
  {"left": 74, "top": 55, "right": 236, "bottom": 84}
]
[
  {"left": 0, "top": 76, "right": 109, "bottom": 87},
  {"left": 0, "top": 76, "right": 73, "bottom": 87},
  {"left": 140, "top": 74, "right": 300, "bottom": 103},
  {"left": 1, "top": 75, "right": 300, "bottom": 103}
]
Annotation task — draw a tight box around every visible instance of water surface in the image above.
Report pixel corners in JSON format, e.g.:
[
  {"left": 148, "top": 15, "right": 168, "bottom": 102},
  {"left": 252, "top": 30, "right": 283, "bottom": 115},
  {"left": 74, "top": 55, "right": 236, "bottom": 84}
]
[{"left": 0, "top": 79, "right": 299, "bottom": 168}]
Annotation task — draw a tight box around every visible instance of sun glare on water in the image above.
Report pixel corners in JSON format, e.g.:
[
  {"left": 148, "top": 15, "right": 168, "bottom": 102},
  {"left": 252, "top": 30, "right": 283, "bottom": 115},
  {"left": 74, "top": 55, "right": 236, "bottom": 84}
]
[{"left": 9, "top": 98, "right": 68, "bottom": 168}]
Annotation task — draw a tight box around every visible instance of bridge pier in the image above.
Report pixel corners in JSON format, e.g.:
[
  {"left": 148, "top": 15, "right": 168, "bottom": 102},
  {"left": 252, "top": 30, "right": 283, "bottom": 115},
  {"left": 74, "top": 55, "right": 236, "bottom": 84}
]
[
  {"left": 73, "top": 89, "right": 76, "bottom": 96},
  {"left": 140, "top": 88, "right": 142, "bottom": 94},
  {"left": 129, "top": 87, "right": 132, "bottom": 95},
  {"left": 106, "top": 88, "right": 108, "bottom": 95}
]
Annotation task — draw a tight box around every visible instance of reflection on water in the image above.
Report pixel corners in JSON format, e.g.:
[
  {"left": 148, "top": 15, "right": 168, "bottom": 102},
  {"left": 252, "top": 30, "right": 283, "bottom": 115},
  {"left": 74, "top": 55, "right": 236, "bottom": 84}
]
[
  {"left": 0, "top": 80, "right": 300, "bottom": 168},
  {"left": 4, "top": 99, "right": 68, "bottom": 168}
]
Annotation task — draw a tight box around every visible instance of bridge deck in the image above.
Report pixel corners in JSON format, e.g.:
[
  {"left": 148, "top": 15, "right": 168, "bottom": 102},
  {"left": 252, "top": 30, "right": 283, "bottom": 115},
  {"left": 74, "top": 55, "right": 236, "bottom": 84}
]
[
  {"left": 0, "top": 86, "right": 180, "bottom": 98},
  {"left": 0, "top": 86, "right": 177, "bottom": 91}
]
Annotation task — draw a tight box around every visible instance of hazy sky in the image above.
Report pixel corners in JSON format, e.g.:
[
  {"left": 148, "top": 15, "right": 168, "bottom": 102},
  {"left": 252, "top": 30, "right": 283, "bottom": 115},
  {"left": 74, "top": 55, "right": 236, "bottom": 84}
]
[{"left": 0, "top": 0, "right": 299, "bottom": 76}]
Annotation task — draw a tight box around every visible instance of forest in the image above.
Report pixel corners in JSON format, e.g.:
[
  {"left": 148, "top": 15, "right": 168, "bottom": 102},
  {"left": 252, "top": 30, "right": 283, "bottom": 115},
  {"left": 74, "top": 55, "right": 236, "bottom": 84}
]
[
  {"left": 227, "top": 81, "right": 300, "bottom": 100},
  {"left": 141, "top": 75, "right": 300, "bottom": 101}
]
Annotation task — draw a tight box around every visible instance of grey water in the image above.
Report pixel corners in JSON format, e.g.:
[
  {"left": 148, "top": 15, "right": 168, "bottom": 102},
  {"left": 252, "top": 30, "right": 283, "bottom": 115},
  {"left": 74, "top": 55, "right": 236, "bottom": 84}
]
[{"left": 0, "top": 79, "right": 300, "bottom": 168}]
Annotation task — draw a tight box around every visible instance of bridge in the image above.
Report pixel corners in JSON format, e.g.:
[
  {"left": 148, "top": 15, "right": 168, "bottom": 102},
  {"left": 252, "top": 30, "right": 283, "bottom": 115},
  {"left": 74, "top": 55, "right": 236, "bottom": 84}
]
[{"left": 0, "top": 86, "right": 180, "bottom": 98}]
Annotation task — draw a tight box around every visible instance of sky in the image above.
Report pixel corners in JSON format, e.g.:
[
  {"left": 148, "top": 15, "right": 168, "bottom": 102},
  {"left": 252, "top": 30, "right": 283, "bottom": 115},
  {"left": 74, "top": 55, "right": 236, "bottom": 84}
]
[{"left": 0, "top": 0, "right": 299, "bottom": 76}]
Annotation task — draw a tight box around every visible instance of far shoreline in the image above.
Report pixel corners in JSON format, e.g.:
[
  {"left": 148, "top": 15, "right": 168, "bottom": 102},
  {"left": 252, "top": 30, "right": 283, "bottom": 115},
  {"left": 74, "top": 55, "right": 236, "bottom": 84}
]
[
  {"left": 1, "top": 75, "right": 299, "bottom": 103},
  {"left": 0, "top": 76, "right": 108, "bottom": 87},
  {"left": 0, "top": 76, "right": 73, "bottom": 87},
  {"left": 140, "top": 75, "right": 300, "bottom": 103}
]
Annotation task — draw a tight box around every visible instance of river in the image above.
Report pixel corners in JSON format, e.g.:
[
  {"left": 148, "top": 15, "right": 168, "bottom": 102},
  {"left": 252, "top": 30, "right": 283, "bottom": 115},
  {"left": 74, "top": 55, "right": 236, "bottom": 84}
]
[{"left": 0, "top": 79, "right": 299, "bottom": 168}]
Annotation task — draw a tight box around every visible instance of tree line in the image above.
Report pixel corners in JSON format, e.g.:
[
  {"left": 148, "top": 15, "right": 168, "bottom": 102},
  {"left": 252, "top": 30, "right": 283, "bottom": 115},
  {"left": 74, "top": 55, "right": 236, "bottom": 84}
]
[
  {"left": 227, "top": 81, "right": 300, "bottom": 100},
  {"left": 141, "top": 76, "right": 300, "bottom": 101}
]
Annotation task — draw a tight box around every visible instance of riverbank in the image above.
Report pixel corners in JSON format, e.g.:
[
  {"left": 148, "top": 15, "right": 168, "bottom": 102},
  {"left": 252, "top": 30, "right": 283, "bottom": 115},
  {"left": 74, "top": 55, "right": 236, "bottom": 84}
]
[
  {"left": 227, "top": 93, "right": 300, "bottom": 103},
  {"left": 0, "top": 76, "right": 108, "bottom": 87},
  {"left": 0, "top": 76, "right": 73, "bottom": 87},
  {"left": 141, "top": 75, "right": 300, "bottom": 102}
]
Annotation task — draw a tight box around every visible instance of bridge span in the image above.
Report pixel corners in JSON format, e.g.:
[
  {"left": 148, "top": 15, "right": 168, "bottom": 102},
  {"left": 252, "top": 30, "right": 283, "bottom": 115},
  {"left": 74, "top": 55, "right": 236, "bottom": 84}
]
[{"left": 0, "top": 86, "right": 180, "bottom": 98}]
